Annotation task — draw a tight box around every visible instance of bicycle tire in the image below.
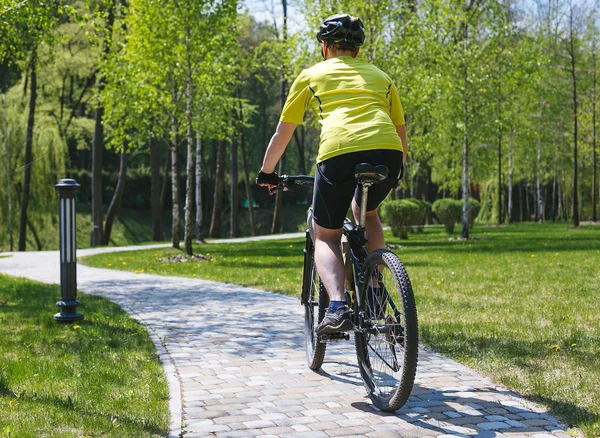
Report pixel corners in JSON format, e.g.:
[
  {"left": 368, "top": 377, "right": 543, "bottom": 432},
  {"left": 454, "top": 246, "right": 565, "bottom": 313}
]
[
  {"left": 303, "top": 238, "right": 328, "bottom": 370},
  {"left": 354, "top": 249, "right": 418, "bottom": 411}
]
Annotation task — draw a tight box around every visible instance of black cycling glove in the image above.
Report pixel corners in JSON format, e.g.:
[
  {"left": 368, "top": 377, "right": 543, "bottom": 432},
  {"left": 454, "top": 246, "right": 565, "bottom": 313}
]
[{"left": 256, "top": 171, "right": 279, "bottom": 186}]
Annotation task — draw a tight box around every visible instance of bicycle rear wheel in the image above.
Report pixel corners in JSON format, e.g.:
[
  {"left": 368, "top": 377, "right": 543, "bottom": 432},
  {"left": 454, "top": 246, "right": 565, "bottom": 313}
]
[
  {"left": 354, "top": 249, "right": 418, "bottom": 411},
  {"left": 302, "top": 237, "right": 328, "bottom": 370}
]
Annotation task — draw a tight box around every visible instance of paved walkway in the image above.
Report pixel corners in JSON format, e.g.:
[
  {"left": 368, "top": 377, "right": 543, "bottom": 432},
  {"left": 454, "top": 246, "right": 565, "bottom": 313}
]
[{"left": 0, "top": 246, "right": 575, "bottom": 438}]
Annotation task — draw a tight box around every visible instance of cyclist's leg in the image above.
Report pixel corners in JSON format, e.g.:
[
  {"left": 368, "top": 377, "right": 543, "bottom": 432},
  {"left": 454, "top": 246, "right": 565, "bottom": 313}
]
[
  {"left": 314, "top": 225, "right": 345, "bottom": 302},
  {"left": 312, "top": 153, "right": 357, "bottom": 304},
  {"left": 352, "top": 202, "right": 385, "bottom": 254}
]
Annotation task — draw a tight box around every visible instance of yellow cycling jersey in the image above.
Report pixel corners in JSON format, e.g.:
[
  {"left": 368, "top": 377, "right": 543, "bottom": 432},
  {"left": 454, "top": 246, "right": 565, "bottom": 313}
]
[{"left": 280, "top": 55, "right": 405, "bottom": 163}]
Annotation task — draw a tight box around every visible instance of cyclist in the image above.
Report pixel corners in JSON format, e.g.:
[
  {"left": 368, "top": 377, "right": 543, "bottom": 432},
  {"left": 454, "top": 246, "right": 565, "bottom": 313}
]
[{"left": 257, "top": 14, "right": 408, "bottom": 335}]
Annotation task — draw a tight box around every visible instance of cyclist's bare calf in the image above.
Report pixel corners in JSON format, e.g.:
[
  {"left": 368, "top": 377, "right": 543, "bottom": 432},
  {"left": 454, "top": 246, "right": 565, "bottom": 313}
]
[
  {"left": 314, "top": 224, "right": 346, "bottom": 303},
  {"left": 352, "top": 198, "right": 385, "bottom": 254}
]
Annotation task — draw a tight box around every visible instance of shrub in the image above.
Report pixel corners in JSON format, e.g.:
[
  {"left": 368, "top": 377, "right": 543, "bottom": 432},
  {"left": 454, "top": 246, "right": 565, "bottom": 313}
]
[
  {"left": 380, "top": 200, "right": 420, "bottom": 239},
  {"left": 432, "top": 198, "right": 463, "bottom": 233},
  {"left": 405, "top": 198, "right": 432, "bottom": 232}
]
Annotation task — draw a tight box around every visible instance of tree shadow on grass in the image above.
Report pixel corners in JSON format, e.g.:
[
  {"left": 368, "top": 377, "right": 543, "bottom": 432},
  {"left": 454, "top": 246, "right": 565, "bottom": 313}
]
[{"left": 0, "top": 391, "right": 166, "bottom": 435}]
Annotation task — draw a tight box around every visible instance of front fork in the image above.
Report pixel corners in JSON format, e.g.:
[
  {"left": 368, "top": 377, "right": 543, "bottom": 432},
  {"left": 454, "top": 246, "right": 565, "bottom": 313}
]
[{"left": 300, "top": 230, "right": 313, "bottom": 305}]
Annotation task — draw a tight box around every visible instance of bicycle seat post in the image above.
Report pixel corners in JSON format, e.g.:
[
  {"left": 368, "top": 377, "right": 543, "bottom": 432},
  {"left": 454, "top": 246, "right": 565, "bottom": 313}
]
[
  {"left": 353, "top": 163, "right": 389, "bottom": 231},
  {"left": 359, "top": 184, "right": 370, "bottom": 229}
]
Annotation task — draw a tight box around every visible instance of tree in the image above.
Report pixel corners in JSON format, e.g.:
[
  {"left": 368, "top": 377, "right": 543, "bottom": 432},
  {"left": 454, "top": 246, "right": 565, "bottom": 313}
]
[{"left": 0, "top": 0, "right": 63, "bottom": 251}]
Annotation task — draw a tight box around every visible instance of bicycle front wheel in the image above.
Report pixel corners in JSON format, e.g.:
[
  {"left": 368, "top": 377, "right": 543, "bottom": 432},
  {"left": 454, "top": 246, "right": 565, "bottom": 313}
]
[
  {"left": 354, "top": 249, "right": 418, "bottom": 411},
  {"left": 302, "top": 238, "right": 328, "bottom": 370}
]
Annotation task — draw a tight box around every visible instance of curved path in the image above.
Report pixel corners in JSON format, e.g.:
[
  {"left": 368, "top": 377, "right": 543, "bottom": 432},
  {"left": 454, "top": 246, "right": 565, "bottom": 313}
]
[{"left": 0, "top": 245, "right": 574, "bottom": 438}]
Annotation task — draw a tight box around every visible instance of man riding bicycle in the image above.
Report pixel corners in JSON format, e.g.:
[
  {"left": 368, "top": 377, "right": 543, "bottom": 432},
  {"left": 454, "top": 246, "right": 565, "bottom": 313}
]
[{"left": 257, "top": 14, "right": 409, "bottom": 336}]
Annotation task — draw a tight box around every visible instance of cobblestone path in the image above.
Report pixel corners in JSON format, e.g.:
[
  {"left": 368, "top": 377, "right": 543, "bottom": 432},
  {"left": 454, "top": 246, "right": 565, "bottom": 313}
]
[{"left": 0, "top": 248, "right": 574, "bottom": 438}]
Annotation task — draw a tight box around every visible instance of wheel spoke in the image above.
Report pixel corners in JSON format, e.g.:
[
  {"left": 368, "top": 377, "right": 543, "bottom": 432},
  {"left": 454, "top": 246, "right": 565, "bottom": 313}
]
[{"left": 354, "top": 249, "right": 418, "bottom": 411}]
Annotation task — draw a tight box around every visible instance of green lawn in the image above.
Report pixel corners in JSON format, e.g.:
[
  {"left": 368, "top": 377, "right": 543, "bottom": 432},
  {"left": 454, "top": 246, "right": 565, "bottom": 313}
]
[
  {"left": 0, "top": 275, "right": 170, "bottom": 437},
  {"left": 80, "top": 222, "right": 600, "bottom": 437}
]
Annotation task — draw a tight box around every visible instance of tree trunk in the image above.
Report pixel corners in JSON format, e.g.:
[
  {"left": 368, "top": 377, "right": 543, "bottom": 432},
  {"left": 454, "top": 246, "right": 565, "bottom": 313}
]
[
  {"left": 238, "top": 95, "right": 256, "bottom": 236},
  {"left": 230, "top": 138, "right": 239, "bottom": 238},
  {"left": 536, "top": 127, "right": 543, "bottom": 223},
  {"left": 496, "top": 80, "right": 502, "bottom": 225},
  {"left": 557, "top": 175, "right": 562, "bottom": 220},
  {"left": 209, "top": 140, "right": 225, "bottom": 238},
  {"left": 160, "top": 152, "right": 169, "bottom": 218},
  {"left": 90, "top": 101, "right": 105, "bottom": 246},
  {"left": 552, "top": 175, "right": 556, "bottom": 221},
  {"left": 183, "top": 22, "right": 194, "bottom": 256},
  {"left": 508, "top": 130, "right": 514, "bottom": 223},
  {"left": 90, "top": 0, "right": 116, "bottom": 247},
  {"left": 272, "top": 0, "right": 288, "bottom": 235},
  {"left": 195, "top": 134, "right": 205, "bottom": 243},
  {"left": 103, "top": 151, "right": 128, "bottom": 245},
  {"left": 171, "top": 113, "right": 180, "bottom": 248},
  {"left": 150, "top": 138, "right": 164, "bottom": 241},
  {"left": 206, "top": 139, "right": 218, "bottom": 219},
  {"left": 461, "top": 69, "right": 469, "bottom": 238},
  {"left": 569, "top": 5, "right": 579, "bottom": 227},
  {"left": 183, "top": 130, "right": 193, "bottom": 256},
  {"left": 519, "top": 181, "right": 524, "bottom": 222},
  {"left": 5, "top": 128, "right": 13, "bottom": 251},
  {"left": 18, "top": 49, "right": 37, "bottom": 252},
  {"left": 26, "top": 216, "right": 42, "bottom": 251},
  {"left": 592, "top": 45, "right": 597, "bottom": 222}
]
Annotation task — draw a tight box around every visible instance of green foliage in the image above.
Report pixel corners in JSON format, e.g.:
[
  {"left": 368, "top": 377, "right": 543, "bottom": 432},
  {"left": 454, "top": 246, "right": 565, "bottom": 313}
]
[
  {"left": 432, "top": 198, "right": 462, "bottom": 234},
  {"left": 0, "top": 91, "right": 68, "bottom": 250},
  {"left": 468, "top": 197, "right": 481, "bottom": 228},
  {"left": 476, "top": 179, "right": 502, "bottom": 224},
  {"left": 404, "top": 198, "right": 432, "bottom": 232},
  {"left": 101, "top": 0, "right": 239, "bottom": 150},
  {"left": 380, "top": 199, "right": 420, "bottom": 239}
]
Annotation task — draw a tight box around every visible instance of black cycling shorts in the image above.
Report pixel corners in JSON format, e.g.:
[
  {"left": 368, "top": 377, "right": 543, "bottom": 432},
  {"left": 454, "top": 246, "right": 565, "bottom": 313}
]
[{"left": 312, "top": 149, "right": 403, "bottom": 230}]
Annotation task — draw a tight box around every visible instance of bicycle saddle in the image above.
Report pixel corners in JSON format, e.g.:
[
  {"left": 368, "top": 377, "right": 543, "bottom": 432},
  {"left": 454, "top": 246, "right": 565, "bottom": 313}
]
[{"left": 354, "top": 163, "right": 389, "bottom": 186}]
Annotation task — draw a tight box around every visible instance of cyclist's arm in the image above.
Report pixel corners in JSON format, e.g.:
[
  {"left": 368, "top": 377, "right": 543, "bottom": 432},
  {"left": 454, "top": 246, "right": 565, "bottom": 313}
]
[
  {"left": 260, "top": 121, "right": 298, "bottom": 173},
  {"left": 396, "top": 125, "right": 408, "bottom": 165}
]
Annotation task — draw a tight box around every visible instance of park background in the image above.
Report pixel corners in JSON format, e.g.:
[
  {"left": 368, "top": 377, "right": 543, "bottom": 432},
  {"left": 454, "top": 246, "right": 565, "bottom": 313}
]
[
  {"left": 1, "top": 0, "right": 599, "bottom": 252},
  {"left": 1, "top": 1, "right": 600, "bottom": 437}
]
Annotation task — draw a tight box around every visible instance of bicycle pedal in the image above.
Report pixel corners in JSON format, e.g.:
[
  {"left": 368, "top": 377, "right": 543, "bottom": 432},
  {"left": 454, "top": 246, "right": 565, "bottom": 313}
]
[{"left": 319, "top": 333, "right": 350, "bottom": 343}]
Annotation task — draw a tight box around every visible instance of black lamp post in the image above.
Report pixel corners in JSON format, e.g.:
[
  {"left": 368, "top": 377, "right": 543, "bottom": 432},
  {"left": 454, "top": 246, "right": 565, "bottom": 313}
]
[{"left": 54, "top": 179, "right": 84, "bottom": 322}]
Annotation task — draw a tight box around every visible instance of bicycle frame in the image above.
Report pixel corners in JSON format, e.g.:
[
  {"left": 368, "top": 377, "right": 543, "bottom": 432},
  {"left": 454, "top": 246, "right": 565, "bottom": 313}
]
[{"left": 283, "top": 172, "right": 377, "bottom": 316}]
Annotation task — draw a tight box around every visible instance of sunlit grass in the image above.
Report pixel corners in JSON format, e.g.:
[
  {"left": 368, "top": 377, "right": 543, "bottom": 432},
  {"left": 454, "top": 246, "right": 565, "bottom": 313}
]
[
  {"left": 0, "top": 275, "right": 169, "bottom": 437},
  {"left": 80, "top": 222, "right": 600, "bottom": 437}
]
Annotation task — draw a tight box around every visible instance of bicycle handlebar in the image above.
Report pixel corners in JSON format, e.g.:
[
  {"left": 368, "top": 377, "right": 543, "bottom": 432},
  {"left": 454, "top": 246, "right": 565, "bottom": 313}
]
[{"left": 270, "top": 174, "right": 314, "bottom": 194}]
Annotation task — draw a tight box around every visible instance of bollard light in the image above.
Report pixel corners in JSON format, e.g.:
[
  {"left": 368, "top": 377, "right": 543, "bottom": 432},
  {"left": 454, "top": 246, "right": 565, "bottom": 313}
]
[{"left": 54, "top": 179, "right": 84, "bottom": 322}]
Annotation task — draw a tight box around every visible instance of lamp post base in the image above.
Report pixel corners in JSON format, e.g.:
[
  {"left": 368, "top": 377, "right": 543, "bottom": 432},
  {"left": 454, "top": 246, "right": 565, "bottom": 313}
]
[{"left": 54, "top": 300, "right": 84, "bottom": 322}]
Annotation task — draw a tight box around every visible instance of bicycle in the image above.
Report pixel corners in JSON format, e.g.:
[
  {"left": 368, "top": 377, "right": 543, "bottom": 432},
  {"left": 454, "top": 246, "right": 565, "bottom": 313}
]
[{"left": 275, "top": 163, "right": 419, "bottom": 412}]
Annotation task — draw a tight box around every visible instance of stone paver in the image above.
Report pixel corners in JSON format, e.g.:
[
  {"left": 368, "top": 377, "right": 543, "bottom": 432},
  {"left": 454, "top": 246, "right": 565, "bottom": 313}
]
[{"left": 0, "top": 248, "right": 579, "bottom": 438}]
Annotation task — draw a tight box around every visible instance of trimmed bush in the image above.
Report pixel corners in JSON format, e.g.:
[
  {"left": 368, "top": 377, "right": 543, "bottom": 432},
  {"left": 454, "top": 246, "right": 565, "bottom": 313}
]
[
  {"left": 432, "top": 198, "right": 463, "bottom": 233},
  {"left": 405, "top": 198, "right": 432, "bottom": 232},
  {"left": 380, "top": 200, "right": 420, "bottom": 239}
]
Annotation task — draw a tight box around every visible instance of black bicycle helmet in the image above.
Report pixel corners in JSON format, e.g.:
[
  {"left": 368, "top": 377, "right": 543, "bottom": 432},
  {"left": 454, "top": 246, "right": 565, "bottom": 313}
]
[{"left": 316, "top": 14, "right": 365, "bottom": 48}]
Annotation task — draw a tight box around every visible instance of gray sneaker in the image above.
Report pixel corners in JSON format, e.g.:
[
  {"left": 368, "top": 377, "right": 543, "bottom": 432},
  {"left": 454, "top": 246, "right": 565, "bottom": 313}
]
[{"left": 316, "top": 306, "right": 353, "bottom": 335}]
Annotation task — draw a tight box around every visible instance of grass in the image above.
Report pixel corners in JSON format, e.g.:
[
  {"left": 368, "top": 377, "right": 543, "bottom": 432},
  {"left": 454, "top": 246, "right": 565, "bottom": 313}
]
[
  {"left": 81, "top": 238, "right": 305, "bottom": 296},
  {"left": 79, "top": 221, "right": 600, "bottom": 437},
  {"left": 0, "top": 275, "right": 170, "bottom": 437}
]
